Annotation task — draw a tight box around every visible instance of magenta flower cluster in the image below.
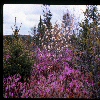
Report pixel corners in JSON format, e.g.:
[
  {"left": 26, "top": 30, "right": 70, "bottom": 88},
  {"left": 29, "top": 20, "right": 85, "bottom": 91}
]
[{"left": 3, "top": 47, "right": 96, "bottom": 98}]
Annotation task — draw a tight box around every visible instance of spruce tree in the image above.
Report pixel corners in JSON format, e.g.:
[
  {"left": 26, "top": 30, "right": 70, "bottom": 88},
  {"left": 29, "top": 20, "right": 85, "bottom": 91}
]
[
  {"left": 42, "top": 4, "right": 52, "bottom": 30},
  {"left": 79, "top": 5, "right": 100, "bottom": 98},
  {"left": 3, "top": 36, "right": 33, "bottom": 83},
  {"left": 36, "top": 15, "right": 46, "bottom": 49}
]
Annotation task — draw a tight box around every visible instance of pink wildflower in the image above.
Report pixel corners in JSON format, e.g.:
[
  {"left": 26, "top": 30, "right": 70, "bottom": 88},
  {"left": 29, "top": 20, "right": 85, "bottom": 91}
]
[{"left": 5, "top": 54, "right": 11, "bottom": 61}]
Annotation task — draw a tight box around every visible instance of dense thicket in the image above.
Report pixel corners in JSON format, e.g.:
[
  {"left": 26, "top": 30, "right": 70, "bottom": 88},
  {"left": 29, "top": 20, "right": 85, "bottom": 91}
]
[{"left": 3, "top": 5, "right": 100, "bottom": 98}]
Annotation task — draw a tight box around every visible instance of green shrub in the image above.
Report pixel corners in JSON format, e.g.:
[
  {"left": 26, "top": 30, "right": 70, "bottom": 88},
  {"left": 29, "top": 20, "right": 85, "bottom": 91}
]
[{"left": 3, "top": 37, "right": 33, "bottom": 82}]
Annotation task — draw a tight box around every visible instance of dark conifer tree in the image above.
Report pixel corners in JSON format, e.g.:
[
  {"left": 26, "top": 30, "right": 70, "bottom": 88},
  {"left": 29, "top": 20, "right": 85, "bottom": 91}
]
[{"left": 78, "top": 5, "right": 100, "bottom": 98}]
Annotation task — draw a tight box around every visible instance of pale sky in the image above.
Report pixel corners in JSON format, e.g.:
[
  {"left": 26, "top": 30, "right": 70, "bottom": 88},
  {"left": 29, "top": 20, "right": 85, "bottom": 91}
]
[{"left": 3, "top": 4, "right": 99, "bottom": 36}]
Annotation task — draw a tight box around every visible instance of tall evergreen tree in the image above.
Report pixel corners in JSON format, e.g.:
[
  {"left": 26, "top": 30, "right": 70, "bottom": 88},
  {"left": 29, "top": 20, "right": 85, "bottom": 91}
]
[
  {"left": 42, "top": 4, "right": 52, "bottom": 31},
  {"left": 37, "top": 15, "right": 46, "bottom": 35},
  {"left": 79, "top": 5, "right": 100, "bottom": 98}
]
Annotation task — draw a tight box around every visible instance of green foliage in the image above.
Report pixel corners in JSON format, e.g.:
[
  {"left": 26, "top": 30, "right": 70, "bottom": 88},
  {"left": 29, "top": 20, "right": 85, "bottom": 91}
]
[
  {"left": 35, "top": 16, "right": 46, "bottom": 49},
  {"left": 76, "top": 5, "right": 100, "bottom": 98},
  {"left": 42, "top": 4, "right": 52, "bottom": 30},
  {"left": 37, "top": 15, "right": 46, "bottom": 34},
  {"left": 3, "top": 37, "right": 33, "bottom": 82},
  {"left": 79, "top": 5, "right": 100, "bottom": 63}
]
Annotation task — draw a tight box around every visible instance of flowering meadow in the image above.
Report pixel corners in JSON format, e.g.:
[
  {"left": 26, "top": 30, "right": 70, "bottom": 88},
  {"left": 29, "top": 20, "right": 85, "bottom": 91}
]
[{"left": 3, "top": 5, "right": 100, "bottom": 98}]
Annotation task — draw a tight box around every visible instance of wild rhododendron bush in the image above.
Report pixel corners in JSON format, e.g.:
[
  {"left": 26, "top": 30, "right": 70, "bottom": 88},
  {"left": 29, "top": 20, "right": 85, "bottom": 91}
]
[{"left": 3, "top": 47, "right": 96, "bottom": 98}]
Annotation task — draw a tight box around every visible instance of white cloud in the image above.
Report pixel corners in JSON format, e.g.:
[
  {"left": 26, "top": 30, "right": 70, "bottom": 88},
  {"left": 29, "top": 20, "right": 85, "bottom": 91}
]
[
  {"left": 4, "top": 5, "right": 99, "bottom": 36},
  {"left": 3, "top": 4, "right": 43, "bottom": 35}
]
